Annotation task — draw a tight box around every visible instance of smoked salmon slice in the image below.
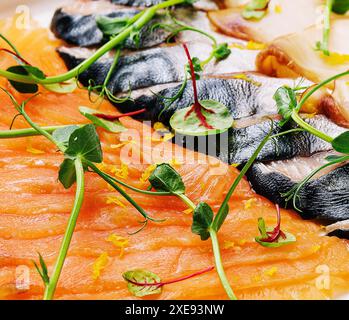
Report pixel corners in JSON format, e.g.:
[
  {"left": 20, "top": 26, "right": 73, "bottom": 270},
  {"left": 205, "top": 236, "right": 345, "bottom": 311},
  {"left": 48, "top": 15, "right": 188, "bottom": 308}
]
[{"left": 0, "top": 18, "right": 348, "bottom": 300}]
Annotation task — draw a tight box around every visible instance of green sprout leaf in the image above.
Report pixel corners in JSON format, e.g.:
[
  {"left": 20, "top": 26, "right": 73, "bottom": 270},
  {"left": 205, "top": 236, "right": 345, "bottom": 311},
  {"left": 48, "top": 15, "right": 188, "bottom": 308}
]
[
  {"left": 52, "top": 125, "right": 80, "bottom": 150},
  {"left": 192, "top": 202, "right": 214, "bottom": 241},
  {"left": 64, "top": 124, "right": 103, "bottom": 163},
  {"left": 331, "top": 131, "right": 349, "bottom": 154},
  {"left": 255, "top": 217, "right": 296, "bottom": 248},
  {"left": 185, "top": 57, "right": 203, "bottom": 80},
  {"left": 170, "top": 100, "right": 234, "bottom": 136},
  {"left": 33, "top": 253, "right": 50, "bottom": 285},
  {"left": 213, "top": 43, "right": 231, "bottom": 61},
  {"left": 43, "top": 79, "right": 77, "bottom": 94},
  {"left": 149, "top": 163, "right": 185, "bottom": 194},
  {"left": 242, "top": 0, "right": 270, "bottom": 20},
  {"left": 273, "top": 86, "right": 298, "bottom": 127},
  {"left": 79, "top": 107, "right": 127, "bottom": 133},
  {"left": 7, "top": 66, "right": 43, "bottom": 93},
  {"left": 332, "top": 0, "right": 349, "bottom": 14},
  {"left": 210, "top": 203, "right": 229, "bottom": 233},
  {"left": 58, "top": 158, "right": 77, "bottom": 189},
  {"left": 123, "top": 269, "right": 162, "bottom": 297},
  {"left": 96, "top": 15, "right": 131, "bottom": 36}
]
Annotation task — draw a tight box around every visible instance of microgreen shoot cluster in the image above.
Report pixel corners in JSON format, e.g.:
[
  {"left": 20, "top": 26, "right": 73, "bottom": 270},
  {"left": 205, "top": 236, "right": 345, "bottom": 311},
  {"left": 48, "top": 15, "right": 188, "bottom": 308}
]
[
  {"left": 316, "top": 0, "right": 349, "bottom": 56},
  {"left": 169, "top": 43, "right": 234, "bottom": 136},
  {"left": 274, "top": 70, "right": 349, "bottom": 212}
]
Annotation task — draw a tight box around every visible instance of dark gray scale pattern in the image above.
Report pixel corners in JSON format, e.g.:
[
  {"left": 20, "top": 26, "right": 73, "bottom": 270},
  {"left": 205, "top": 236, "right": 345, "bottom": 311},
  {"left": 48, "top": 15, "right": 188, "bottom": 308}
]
[
  {"left": 110, "top": 0, "right": 166, "bottom": 7},
  {"left": 247, "top": 163, "right": 349, "bottom": 221},
  {"left": 58, "top": 47, "right": 182, "bottom": 93},
  {"left": 219, "top": 116, "right": 341, "bottom": 164},
  {"left": 118, "top": 78, "right": 269, "bottom": 123},
  {"left": 51, "top": 8, "right": 170, "bottom": 49}
]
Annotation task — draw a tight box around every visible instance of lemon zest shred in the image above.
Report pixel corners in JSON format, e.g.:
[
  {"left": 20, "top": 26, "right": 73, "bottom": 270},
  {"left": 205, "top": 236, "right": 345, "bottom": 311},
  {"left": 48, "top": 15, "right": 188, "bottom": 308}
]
[
  {"left": 312, "top": 245, "right": 321, "bottom": 253},
  {"left": 321, "top": 52, "right": 349, "bottom": 66},
  {"left": 223, "top": 241, "right": 235, "bottom": 249},
  {"left": 111, "top": 163, "right": 129, "bottom": 179},
  {"left": 106, "top": 234, "right": 129, "bottom": 258},
  {"left": 264, "top": 266, "right": 278, "bottom": 277},
  {"left": 246, "top": 41, "right": 266, "bottom": 50},
  {"left": 274, "top": 4, "right": 282, "bottom": 13},
  {"left": 183, "top": 208, "right": 193, "bottom": 215},
  {"left": 92, "top": 252, "right": 109, "bottom": 280},
  {"left": 106, "top": 196, "right": 126, "bottom": 208},
  {"left": 140, "top": 164, "right": 157, "bottom": 183},
  {"left": 26, "top": 146, "right": 45, "bottom": 154},
  {"left": 244, "top": 198, "right": 256, "bottom": 210}
]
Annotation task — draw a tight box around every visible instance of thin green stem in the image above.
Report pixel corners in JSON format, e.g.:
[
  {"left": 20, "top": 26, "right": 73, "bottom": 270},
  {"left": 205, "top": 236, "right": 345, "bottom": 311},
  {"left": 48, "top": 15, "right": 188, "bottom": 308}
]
[
  {"left": 213, "top": 128, "right": 273, "bottom": 230},
  {"left": 88, "top": 161, "right": 162, "bottom": 222},
  {"left": 95, "top": 169, "right": 171, "bottom": 196},
  {"left": 0, "top": 33, "right": 22, "bottom": 57},
  {"left": 20, "top": 102, "right": 60, "bottom": 148},
  {"left": 43, "top": 157, "right": 85, "bottom": 300},
  {"left": 176, "top": 193, "right": 196, "bottom": 211},
  {"left": 0, "top": 0, "right": 186, "bottom": 85},
  {"left": 297, "top": 70, "right": 349, "bottom": 112},
  {"left": 319, "top": 0, "right": 334, "bottom": 56},
  {"left": 209, "top": 229, "right": 237, "bottom": 300},
  {"left": 291, "top": 111, "right": 333, "bottom": 143},
  {"left": 0, "top": 125, "right": 81, "bottom": 139}
]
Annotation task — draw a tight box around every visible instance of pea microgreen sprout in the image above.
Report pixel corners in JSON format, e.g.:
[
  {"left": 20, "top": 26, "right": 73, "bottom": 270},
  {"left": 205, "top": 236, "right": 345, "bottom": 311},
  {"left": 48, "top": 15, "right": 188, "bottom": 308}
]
[
  {"left": 169, "top": 43, "right": 234, "bottom": 136},
  {"left": 274, "top": 69, "right": 349, "bottom": 211},
  {"left": 316, "top": 0, "right": 349, "bottom": 56},
  {"left": 0, "top": 88, "right": 167, "bottom": 299},
  {"left": 122, "top": 267, "right": 214, "bottom": 297}
]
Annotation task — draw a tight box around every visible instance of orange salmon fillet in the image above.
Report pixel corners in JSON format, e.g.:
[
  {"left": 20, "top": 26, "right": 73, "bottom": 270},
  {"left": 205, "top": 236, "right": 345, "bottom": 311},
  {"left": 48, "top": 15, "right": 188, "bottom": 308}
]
[{"left": 0, "top": 17, "right": 348, "bottom": 300}]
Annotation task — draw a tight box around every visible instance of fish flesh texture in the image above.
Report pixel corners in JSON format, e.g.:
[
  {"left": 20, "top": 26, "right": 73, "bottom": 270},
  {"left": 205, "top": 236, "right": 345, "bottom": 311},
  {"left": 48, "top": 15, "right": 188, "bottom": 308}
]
[
  {"left": 57, "top": 44, "right": 257, "bottom": 93},
  {"left": 247, "top": 153, "right": 349, "bottom": 221},
  {"left": 51, "top": 6, "right": 172, "bottom": 49},
  {"left": 208, "top": 0, "right": 323, "bottom": 43},
  {"left": 256, "top": 18, "right": 349, "bottom": 127},
  {"left": 1, "top": 24, "right": 349, "bottom": 300}
]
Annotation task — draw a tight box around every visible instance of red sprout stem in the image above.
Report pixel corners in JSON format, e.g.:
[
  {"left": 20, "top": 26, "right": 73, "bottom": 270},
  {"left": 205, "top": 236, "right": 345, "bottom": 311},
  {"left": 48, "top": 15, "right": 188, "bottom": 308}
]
[
  {"left": 0, "top": 48, "right": 33, "bottom": 66},
  {"left": 94, "top": 108, "right": 146, "bottom": 120},
  {"left": 127, "top": 266, "right": 214, "bottom": 288},
  {"left": 182, "top": 43, "right": 214, "bottom": 129},
  {"left": 182, "top": 43, "right": 199, "bottom": 106},
  {"left": 260, "top": 204, "right": 286, "bottom": 243}
]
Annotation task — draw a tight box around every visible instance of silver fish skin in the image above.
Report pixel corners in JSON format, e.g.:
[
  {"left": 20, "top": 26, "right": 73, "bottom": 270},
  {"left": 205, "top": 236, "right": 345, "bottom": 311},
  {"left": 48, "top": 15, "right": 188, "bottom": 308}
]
[
  {"left": 51, "top": 7, "right": 172, "bottom": 49},
  {"left": 57, "top": 43, "right": 257, "bottom": 93},
  {"left": 247, "top": 155, "right": 349, "bottom": 222}
]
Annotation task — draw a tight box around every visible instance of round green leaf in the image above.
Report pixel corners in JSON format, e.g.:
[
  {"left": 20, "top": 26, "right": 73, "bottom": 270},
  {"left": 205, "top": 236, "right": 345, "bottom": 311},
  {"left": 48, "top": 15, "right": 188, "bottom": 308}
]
[
  {"left": 331, "top": 131, "right": 349, "bottom": 154},
  {"left": 170, "top": 100, "right": 234, "bottom": 136},
  {"left": 123, "top": 269, "right": 162, "bottom": 297}
]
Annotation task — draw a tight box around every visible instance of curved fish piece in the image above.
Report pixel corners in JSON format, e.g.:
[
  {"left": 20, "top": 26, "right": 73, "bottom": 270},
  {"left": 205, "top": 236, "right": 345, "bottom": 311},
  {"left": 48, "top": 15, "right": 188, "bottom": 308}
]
[
  {"left": 247, "top": 153, "right": 349, "bottom": 221},
  {"left": 51, "top": 7, "right": 171, "bottom": 49},
  {"left": 57, "top": 43, "right": 257, "bottom": 93},
  {"left": 219, "top": 115, "right": 345, "bottom": 164},
  {"left": 208, "top": 0, "right": 323, "bottom": 43},
  {"left": 117, "top": 75, "right": 303, "bottom": 122}
]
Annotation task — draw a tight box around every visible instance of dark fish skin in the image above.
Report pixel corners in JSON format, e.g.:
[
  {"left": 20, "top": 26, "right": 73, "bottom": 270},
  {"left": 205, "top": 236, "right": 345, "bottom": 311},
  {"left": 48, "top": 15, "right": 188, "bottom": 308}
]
[
  {"left": 57, "top": 43, "right": 255, "bottom": 93},
  {"left": 118, "top": 77, "right": 297, "bottom": 123},
  {"left": 51, "top": 8, "right": 170, "bottom": 49},
  {"left": 110, "top": 0, "right": 164, "bottom": 7},
  {"left": 220, "top": 115, "right": 345, "bottom": 164},
  {"left": 247, "top": 162, "right": 349, "bottom": 221},
  {"left": 58, "top": 47, "right": 181, "bottom": 93}
]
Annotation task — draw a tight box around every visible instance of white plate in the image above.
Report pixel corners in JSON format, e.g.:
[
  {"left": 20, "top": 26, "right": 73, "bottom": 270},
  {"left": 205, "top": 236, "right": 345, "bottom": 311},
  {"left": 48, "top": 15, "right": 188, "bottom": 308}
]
[{"left": 0, "top": 0, "right": 348, "bottom": 300}]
